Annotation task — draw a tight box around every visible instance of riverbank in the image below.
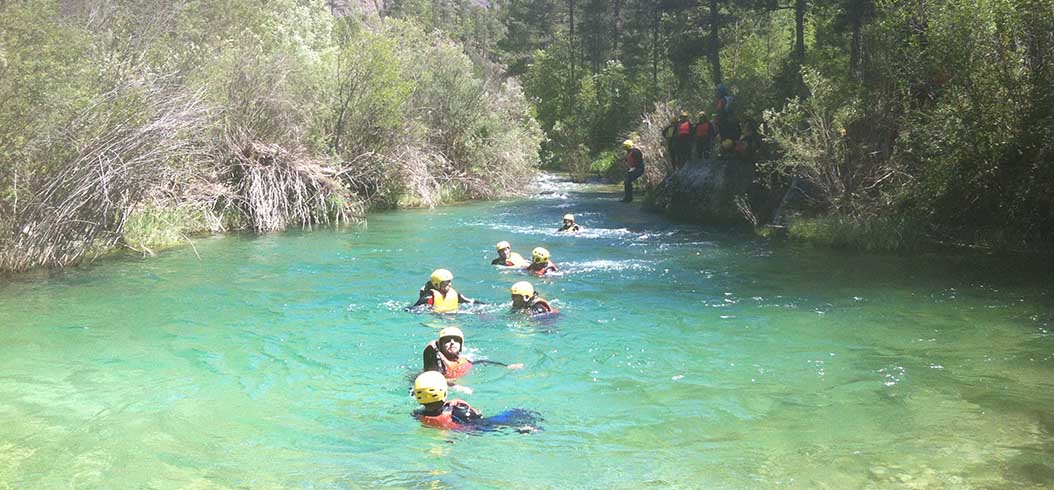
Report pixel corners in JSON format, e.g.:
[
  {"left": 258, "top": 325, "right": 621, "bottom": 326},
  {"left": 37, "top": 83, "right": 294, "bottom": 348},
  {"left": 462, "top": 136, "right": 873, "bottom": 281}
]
[
  {"left": 639, "top": 158, "right": 1053, "bottom": 255},
  {"left": 0, "top": 3, "right": 542, "bottom": 274}
]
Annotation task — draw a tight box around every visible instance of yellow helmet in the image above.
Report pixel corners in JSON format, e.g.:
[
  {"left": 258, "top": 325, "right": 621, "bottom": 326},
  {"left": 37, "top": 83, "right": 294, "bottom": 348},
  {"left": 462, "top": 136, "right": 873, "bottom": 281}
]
[
  {"left": 680, "top": 111, "right": 689, "bottom": 118},
  {"left": 622, "top": 139, "right": 634, "bottom": 149},
  {"left": 510, "top": 281, "right": 535, "bottom": 298},
  {"left": 722, "top": 139, "right": 734, "bottom": 151},
  {"left": 430, "top": 269, "right": 453, "bottom": 287},
  {"left": 438, "top": 326, "right": 464, "bottom": 343},
  {"left": 562, "top": 214, "right": 574, "bottom": 222},
  {"left": 412, "top": 371, "right": 448, "bottom": 404},
  {"left": 532, "top": 247, "right": 550, "bottom": 263},
  {"left": 495, "top": 240, "right": 511, "bottom": 251}
]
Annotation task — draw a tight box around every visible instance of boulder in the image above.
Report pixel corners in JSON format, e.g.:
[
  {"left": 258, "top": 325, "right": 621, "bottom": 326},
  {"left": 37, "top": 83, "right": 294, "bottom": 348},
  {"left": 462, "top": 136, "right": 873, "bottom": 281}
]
[{"left": 647, "top": 159, "right": 760, "bottom": 224}]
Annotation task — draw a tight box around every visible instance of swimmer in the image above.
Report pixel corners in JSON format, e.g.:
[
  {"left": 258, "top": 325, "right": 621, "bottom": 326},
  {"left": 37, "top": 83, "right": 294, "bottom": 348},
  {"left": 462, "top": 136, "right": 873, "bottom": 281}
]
[
  {"left": 556, "top": 214, "right": 581, "bottom": 233},
  {"left": 491, "top": 241, "right": 530, "bottom": 267},
  {"left": 422, "top": 327, "right": 523, "bottom": 394},
  {"left": 510, "top": 281, "right": 555, "bottom": 316},
  {"left": 411, "top": 371, "right": 542, "bottom": 433},
  {"left": 407, "top": 269, "right": 485, "bottom": 313},
  {"left": 525, "top": 247, "right": 558, "bottom": 276}
]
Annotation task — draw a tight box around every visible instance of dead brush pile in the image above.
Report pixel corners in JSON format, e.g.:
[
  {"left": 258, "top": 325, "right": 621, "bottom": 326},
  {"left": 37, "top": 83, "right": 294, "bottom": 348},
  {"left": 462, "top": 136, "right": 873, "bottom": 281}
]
[
  {"left": 0, "top": 81, "right": 210, "bottom": 273},
  {"left": 221, "top": 140, "right": 361, "bottom": 233}
]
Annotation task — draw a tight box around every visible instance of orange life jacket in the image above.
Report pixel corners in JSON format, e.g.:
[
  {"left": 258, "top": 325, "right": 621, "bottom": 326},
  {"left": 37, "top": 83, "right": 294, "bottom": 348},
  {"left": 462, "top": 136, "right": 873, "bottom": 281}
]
[
  {"left": 677, "top": 121, "right": 692, "bottom": 136},
  {"left": 417, "top": 399, "right": 473, "bottom": 430},
  {"left": 528, "top": 298, "right": 553, "bottom": 314},
  {"left": 424, "top": 340, "right": 473, "bottom": 380},
  {"left": 695, "top": 121, "right": 712, "bottom": 138}
]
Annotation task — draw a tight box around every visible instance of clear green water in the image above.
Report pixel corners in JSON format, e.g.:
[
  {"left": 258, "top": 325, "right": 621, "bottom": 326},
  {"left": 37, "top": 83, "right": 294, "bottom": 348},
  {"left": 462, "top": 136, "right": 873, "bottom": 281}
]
[{"left": 2, "top": 176, "right": 1053, "bottom": 489}]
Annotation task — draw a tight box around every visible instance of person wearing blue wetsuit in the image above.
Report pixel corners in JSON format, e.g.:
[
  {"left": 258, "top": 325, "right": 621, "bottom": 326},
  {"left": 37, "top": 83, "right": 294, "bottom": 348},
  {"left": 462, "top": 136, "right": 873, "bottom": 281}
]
[{"left": 411, "top": 371, "right": 541, "bottom": 433}]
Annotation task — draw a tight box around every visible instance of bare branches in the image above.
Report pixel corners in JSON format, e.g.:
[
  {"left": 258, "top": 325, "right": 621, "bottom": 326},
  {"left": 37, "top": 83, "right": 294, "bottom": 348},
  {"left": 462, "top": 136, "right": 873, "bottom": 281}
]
[{"left": 2, "top": 79, "right": 209, "bottom": 272}]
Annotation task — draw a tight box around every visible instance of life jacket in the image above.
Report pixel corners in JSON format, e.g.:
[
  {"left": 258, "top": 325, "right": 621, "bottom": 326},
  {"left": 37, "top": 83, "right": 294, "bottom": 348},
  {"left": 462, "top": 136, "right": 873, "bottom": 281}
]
[
  {"left": 527, "top": 297, "right": 553, "bottom": 315},
  {"left": 527, "top": 261, "right": 555, "bottom": 276},
  {"left": 627, "top": 149, "right": 640, "bottom": 169},
  {"left": 429, "top": 288, "right": 459, "bottom": 313},
  {"left": 695, "top": 121, "right": 712, "bottom": 138},
  {"left": 417, "top": 399, "right": 473, "bottom": 430},
  {"left": 735, "top": 140, "right": 748, "bottom": 155},
  {"left": 677, "top": 121, "right": 692, "bottom": 136}
]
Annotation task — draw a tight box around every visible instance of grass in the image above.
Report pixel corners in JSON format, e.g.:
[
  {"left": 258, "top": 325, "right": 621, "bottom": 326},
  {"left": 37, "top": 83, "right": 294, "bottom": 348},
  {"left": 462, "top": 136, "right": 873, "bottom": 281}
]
[
  {"left": 121, "top": 205, "right": 212, "bottom": 255},
  {"left": 787, "top": 215, "right": 923, "bottom": 252}
]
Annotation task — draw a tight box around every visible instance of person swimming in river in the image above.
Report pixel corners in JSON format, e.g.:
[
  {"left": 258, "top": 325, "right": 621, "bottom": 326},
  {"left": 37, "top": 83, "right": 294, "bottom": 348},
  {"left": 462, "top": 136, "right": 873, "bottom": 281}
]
[
  {"left": 510, "top": 281, "right": 556, "bottom": 316},
  {"left": 491, "top": 241, "right": 530, "bottom": 267},
  {"left": 422, "top": 326, "right": 523, "bottom": 394},
  {"left": 411, "top": 371, "right": 541, "bottom": 433},
  {"left": 407, "top": 269, "right": 485, "bottom": 313},
  {"left": 525, "top": 247, "right": 558, "bottom": 276},
  {"left": 556, "top": 214, "right": 581, "bottom": 233}
]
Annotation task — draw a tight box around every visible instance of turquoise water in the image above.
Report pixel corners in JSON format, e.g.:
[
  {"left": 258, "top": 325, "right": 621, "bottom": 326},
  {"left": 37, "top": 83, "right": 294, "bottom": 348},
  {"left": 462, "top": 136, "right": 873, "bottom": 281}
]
[{"left": 2, "top": 176, "right": 1053, "bottom": 489}]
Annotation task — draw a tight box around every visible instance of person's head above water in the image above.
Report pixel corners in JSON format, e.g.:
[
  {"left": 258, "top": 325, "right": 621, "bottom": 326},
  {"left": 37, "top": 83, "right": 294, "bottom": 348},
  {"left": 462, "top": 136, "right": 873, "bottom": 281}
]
[
  {"left": 437, "top": 326, "right": 464, "bottom": 358},
  {"left": 531, "top": 247, "right": 550, "bottom": 264},
  {"left": 430, "top": 269, "right": 454, "bottom": 293},
  {"left": 495, "top": 240, "right": 512, "bottom": 259},
  {"left": 562, "top": 214, "right": 575, "bottom": 226},
  {"left": 413, "top": 371, "right": 448, "bottom": 406},
  {"left": 510, "top": 281, "right": 535, "bottom": 308}
]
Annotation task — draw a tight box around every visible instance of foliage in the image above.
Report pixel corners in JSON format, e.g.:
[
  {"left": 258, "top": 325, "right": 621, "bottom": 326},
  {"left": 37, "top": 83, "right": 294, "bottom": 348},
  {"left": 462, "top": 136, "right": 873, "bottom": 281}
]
[
  {"left": 0, "top": 0, "right": 541, "bottom": 273},
  {"left": 787, "top": 214, "right": 923, "bottom": 252}
]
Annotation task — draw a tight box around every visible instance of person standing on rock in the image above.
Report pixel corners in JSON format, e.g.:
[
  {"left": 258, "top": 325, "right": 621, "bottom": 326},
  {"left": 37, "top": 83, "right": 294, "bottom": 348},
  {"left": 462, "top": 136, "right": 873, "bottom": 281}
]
[
  {"left": 674, "top": 112, "right": 694, "bottom": 169},
  {"left": 621, "top": 139, "right": 645, "bottom": 203}
]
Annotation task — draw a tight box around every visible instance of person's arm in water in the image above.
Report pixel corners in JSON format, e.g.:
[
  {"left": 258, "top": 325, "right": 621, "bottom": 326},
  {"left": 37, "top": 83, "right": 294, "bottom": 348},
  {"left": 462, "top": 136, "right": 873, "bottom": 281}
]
[
  {"left": 473, "top": 359, "right": 524, "bottom": 370},
  {"left": 406, "top": 287, "right": 432, "bottom": 310},
  {"left": 457, "top": 292, "right": 486, "bottom": 305}
]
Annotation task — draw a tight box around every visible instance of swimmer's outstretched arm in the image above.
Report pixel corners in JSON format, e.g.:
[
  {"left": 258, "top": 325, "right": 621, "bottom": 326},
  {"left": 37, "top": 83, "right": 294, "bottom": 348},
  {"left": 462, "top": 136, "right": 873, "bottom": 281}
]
[
  {"left": 457, "top": 293, "right": 486, "bottom": 305},
  {"left": 406, "top": 290, "right": 432, "bottom": 309},
  {"left": 473, "top": 359, "right": 524, "bottom": 370}
]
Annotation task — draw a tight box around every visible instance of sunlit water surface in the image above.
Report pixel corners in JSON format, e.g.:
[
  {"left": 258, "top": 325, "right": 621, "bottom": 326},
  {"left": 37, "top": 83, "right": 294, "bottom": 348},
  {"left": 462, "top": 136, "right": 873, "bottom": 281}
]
[{"left": 2, "top": 175, "right": 1053, "bottom": 489}]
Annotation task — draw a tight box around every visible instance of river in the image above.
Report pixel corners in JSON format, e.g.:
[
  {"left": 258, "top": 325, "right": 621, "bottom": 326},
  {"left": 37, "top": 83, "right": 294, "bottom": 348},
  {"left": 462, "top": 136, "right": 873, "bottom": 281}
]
[{"left": 1, "top": 175, "right": 1052, "bottom": 489}]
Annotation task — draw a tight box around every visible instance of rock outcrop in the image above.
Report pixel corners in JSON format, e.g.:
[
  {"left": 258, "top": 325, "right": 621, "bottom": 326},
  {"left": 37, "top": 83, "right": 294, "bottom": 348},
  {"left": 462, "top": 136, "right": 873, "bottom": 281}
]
[{"left": 647, "top": 159, "right": 769, "bottom": 224}]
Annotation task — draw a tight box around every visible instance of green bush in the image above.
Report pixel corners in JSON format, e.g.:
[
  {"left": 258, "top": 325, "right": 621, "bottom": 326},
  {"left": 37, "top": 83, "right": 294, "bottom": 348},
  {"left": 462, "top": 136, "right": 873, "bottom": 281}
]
[{"left": 0, "top": 0, "right": 541, "bottom": 273}]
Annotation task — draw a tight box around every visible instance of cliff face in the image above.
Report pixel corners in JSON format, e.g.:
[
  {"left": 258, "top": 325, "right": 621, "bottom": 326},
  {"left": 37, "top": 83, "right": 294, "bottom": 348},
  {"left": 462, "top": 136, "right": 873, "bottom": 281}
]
[{"left": 647, "top": 160, "right": 767, "bottom": 225}]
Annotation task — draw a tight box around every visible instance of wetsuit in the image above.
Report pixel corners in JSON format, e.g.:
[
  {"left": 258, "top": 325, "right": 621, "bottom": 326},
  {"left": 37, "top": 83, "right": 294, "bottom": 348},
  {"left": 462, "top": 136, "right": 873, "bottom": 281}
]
[
  {"left": 557, "top": 224, "right": 581, "bottom": 233},
  {"left": 413, "top": 402, "right": 542, "bottom": 433},
  {"left": 694, "top": 120, "right": 714, "bottom": 159},
  {"left": 623, "top": 147, "right": 644, "bottom": 202},
  {"left": 414, "top": 399, "right": 482, "bottom": 430},
  {"left": 516, "top": 297, "right": 553, "bottom": 316},
  {"left": 674, "top": 119, "right": 693, "bottom": 168}
]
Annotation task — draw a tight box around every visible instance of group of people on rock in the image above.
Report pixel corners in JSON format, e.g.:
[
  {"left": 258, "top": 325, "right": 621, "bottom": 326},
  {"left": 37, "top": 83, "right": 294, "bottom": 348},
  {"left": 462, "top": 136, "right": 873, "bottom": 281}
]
[
  {"left": 661, "top": 84, "right": 762, "bottom": 169},
  {"left": 405, "top": 214, "right": 588, "bottom": 432}
]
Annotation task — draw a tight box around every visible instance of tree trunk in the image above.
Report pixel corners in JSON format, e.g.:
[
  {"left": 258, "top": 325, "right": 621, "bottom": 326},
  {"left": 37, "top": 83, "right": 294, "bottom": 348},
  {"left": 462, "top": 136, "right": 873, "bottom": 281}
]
[
  {"left": 794, "top": 0, "right": 805, "bottom": 63},
  {"left": 709, "top": 0, "right": 722, "bottom": 84},
  {"left": 652, "top": 2, "right": 660, "bottom": 97},
  {"left": 568, "top": 0, "right": 576, "bottom": 111},
  {"left": 612, "top": 0, "right": 623, "bottom": 61}
]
